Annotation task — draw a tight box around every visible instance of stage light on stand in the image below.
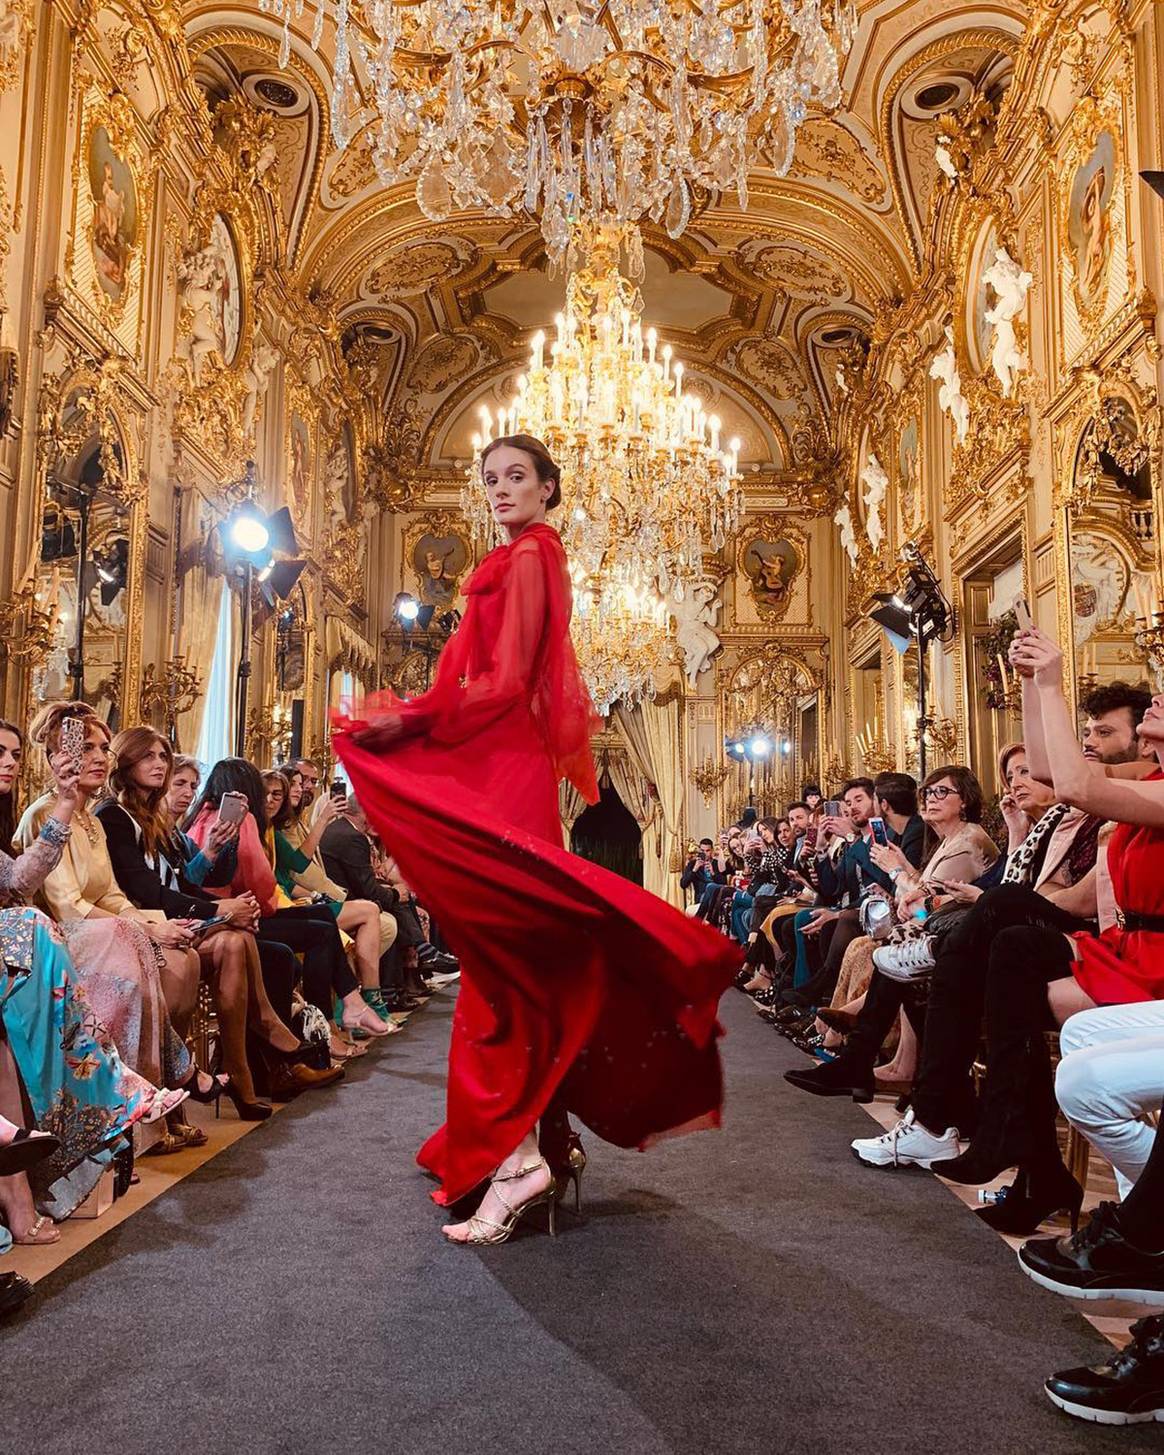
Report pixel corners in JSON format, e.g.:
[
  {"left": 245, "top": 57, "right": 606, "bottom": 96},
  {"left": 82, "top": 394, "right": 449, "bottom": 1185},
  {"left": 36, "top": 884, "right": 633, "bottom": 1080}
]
[
  {"left": 221, "top": 481, "right": 304, "bottom": 757},
  {"left": 867, "top": 541, "right": 955, "bottom": 778}
]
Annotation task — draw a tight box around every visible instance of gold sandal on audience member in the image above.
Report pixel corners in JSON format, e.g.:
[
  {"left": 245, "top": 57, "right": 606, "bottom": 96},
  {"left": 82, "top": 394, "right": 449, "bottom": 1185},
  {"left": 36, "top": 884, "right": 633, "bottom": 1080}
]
[{"left": 12, "top": 1215, "right": 60, "bottom": 1246}]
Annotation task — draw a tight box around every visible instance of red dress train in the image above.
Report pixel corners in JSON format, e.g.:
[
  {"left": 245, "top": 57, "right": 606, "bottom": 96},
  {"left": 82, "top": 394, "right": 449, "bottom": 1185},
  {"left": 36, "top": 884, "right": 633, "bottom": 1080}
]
[{"left": 334, "top": 523, "right": 736, "bottom": 1205}]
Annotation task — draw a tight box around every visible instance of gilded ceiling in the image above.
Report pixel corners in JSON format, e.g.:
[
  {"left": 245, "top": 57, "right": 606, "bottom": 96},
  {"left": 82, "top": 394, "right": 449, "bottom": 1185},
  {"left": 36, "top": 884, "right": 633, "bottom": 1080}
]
[{"left": 178, "top": 1, "right": 1030, "bottom": 487}]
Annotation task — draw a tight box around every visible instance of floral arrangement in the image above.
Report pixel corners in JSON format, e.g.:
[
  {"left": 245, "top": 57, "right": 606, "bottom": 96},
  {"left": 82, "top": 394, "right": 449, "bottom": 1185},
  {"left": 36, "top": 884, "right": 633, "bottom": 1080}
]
[{"left": 981, "top": 609, "right": 1019, "bottom": 711}]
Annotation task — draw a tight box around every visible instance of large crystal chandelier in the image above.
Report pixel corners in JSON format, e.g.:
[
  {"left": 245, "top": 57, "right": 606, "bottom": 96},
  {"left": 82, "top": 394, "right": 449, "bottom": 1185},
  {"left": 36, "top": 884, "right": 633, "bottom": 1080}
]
[
  {"left": 260, "top": 0, "right": 857, "bottom": 263},
  {"left": 462, "top": 222, "right": 740, "bottom": 712}
]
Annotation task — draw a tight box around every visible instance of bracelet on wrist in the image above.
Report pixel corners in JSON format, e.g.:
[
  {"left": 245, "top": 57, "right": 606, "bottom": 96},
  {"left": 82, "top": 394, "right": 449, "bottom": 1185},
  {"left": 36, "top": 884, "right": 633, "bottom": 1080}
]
[{"left": 39, "top": 817, "right": 72, "bottom": 848}]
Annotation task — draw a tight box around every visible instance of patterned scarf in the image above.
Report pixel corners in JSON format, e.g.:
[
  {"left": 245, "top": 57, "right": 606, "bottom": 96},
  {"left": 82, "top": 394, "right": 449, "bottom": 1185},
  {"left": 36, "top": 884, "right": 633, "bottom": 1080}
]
[{"left": 1001, "top": 803, "right": 1070, "bottom": 886}]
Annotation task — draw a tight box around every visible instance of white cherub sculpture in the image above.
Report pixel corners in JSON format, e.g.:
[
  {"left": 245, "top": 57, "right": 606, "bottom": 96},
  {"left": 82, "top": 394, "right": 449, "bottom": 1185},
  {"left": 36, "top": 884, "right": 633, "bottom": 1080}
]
[
  {"left": 929, "top": 326, "right": 970, "bottom": 445},
  {"left": 241, "top": 341, "right": 280, "bottom": 437},
  {"left": 834, "top": 495, "right": 858, "bottom": 567},
  {"left": 861, "top": 451, "right": 888, "bottom": 554},
  {"left": 982, "top": 246, "right": 1032, "bottom": 399},
  {"left": 177, "top": 244, "right": 228, "bottom": 386},
  {"left": 670, "top": 579, "right": 722, "bottom": 689},
  {"left": 935, "top": 135, "right": 958, "bottom": 182}
]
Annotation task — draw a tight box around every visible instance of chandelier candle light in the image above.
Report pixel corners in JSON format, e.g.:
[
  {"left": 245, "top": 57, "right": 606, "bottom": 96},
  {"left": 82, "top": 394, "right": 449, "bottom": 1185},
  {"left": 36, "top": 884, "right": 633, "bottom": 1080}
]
[
  {"left": 464, "top": 224, "right": 740, "bottom": 713},
  {"left": 256, "top": 0, "right": 857, "bottom": 264}
]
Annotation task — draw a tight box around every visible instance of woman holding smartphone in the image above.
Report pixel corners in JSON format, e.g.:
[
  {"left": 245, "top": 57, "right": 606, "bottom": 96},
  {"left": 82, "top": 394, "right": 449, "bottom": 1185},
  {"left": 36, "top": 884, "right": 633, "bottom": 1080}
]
[
  {"left": 15, "top": 703, "right": 224, "bottom": 1123},
  {"left": 99, "top": 729, "right": 327, "bottom": 1121},
  {"left": 0, "top": 715, "right": 174, "bottom": 1247},
  {"left": 186, "top": 759, "right": 394, "bottom": 1055}
]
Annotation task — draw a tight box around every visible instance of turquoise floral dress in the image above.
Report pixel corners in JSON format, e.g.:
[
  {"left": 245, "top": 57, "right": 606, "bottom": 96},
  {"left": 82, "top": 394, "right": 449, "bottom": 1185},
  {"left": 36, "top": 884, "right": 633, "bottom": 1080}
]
[{"left": 0, "top": 820, "right": 153, "bottom": 1249}]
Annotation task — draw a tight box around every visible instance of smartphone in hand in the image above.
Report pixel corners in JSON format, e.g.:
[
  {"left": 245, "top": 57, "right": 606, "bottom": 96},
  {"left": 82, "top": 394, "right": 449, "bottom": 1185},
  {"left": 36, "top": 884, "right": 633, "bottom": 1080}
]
[
  {"left": 217, "top": 791, "right": 248, "bottom": 827},
  {"left": 1013, "top": 595, "right": 1033, "bottom": 633},
  {"left": 60, "top": 715, "right": 86, "bottom": 775},
  {"left": 869, "top": 816, "right": 889, "bottom": 847}
]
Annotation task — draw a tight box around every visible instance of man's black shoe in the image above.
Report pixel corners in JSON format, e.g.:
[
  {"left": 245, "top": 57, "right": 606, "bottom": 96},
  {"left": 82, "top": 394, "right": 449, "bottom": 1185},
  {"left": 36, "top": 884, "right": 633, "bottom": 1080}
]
[
  {"left": 783, "top": 1055, "right": 875, "bottom": 1102},
  {"left": 1019, "top": 1201, "right": 1164, "bottom": 1306},
  {"left": 422, "top": 951, "right": 459, "bottom": 973},
  {"left": 0, "top": 1271, "right": 33, "bottom": 1318},
  {"left": 1045, "top": 1314, "right": 1164, "bottom": 1425}
]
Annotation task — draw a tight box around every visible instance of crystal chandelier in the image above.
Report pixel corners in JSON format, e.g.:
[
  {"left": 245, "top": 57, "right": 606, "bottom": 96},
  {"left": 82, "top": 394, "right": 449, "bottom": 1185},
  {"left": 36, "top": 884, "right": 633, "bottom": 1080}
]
[
  {"left": 462, "top": 222, "right": 740, "bottom": 712},
  {"left": 260, "top": 0, "right": 857, "bottom": 264}
]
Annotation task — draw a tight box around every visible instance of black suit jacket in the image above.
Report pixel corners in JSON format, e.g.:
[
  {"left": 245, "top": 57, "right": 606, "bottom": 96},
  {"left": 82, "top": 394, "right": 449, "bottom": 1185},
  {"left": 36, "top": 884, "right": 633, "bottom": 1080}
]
[{"left": 320, "top": 818, "right": 400, "bottom": 915}]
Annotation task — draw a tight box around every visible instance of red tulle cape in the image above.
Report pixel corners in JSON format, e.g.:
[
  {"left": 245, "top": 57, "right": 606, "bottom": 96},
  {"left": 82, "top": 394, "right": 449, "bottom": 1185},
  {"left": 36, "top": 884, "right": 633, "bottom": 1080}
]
[{"left": 333, "top": 525, "right": 735, "bottom": 1206}]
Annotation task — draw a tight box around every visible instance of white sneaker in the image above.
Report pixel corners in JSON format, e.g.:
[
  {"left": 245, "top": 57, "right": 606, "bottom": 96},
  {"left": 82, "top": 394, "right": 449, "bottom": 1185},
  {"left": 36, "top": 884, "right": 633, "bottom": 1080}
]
[
  {"left": 425, "top": 970, "right": 461, "bottom": 987},
  {"left": 872, "top": 936, "right": 935, "bottom": 982},
  {"left": 851, "top": 1109, "right": 962, "bottom": 1169}
]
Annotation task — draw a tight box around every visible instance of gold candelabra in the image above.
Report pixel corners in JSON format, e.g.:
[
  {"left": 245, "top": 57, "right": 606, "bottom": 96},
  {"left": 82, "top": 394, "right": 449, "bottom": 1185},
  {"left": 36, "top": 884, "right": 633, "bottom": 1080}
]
[
  {"left": 821, "top": 750, "right": 850, "bottom": 792},
  {"left": 922, "top": 713, "right": 958, "bottom": 760},
  {"left": 140, "top": 656, "right": 203, "bottom": 744},
  {"left": 855, "top": 718, "right": 895, "bottom": 774},
  {"left": 1133, "top": 615, "right": 1164, "bottom": 691},
  {"left": 0, "top": 583, "right": 59, "bottom": 664},
  {"left": 691, "top": 752, "right": 731, "bottom": 808}
]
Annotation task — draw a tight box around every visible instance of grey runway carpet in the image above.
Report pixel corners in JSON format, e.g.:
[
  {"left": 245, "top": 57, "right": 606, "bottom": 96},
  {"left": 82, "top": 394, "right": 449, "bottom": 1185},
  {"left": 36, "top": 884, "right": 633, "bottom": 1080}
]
[{"left": 4, "top": 987, "right": 1156, "bottom": 1454}]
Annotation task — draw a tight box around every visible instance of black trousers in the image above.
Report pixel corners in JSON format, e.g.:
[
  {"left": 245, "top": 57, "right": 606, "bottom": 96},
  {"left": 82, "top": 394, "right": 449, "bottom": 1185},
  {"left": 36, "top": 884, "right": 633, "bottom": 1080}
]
[
  {"left": 795, "top": 907, "right": 863, "bottom": 1006},
  {"left": 844, "top": 885, "right": 1085, "bottom": 1133},
  {"left": 256, "top": 940, "right": 298, "bottom": 1026},
  {"left": 256, "top": 904, "right": 358, "bottom": 1018}
]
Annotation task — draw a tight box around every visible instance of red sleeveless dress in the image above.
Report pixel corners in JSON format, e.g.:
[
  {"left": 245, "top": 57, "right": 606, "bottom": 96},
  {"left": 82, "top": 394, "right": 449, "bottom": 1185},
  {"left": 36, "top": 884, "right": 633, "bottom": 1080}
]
[
  {"left": 334, "top": 523, "right": 736, "bottom": 1205},
  {"left": 1073, "top": 770, "right": 1164, "bottom": 1004}
]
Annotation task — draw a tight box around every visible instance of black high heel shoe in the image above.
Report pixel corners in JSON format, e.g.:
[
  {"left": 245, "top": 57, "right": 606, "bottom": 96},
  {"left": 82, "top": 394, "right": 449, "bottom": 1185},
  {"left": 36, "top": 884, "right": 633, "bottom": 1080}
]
[
  {"left": 182, "top": 1066, "right": 227, "bottom": 1107},
  {"left": 218, "top": 1077, "right": 273, "bottom": 1123},
  {"left": 976, "top": 1163, "right": 1083, "bottom": 1236}
]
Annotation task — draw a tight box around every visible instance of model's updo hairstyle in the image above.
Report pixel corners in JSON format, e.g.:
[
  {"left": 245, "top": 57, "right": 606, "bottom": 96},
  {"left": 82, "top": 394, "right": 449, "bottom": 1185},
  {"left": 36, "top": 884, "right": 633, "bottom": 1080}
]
[{"left": 481, "top": 434, "right": 562, "bottom": 510}]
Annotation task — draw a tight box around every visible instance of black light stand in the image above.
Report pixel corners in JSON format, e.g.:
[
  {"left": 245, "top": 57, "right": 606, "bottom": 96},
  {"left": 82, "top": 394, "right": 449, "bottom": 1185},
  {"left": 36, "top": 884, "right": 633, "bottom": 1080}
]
[
  {"left": 869, "top": 542, "right": 953, "bottom": 781},
  {"left": 234, "top": 555, "right": 254, "bottom": 758}
]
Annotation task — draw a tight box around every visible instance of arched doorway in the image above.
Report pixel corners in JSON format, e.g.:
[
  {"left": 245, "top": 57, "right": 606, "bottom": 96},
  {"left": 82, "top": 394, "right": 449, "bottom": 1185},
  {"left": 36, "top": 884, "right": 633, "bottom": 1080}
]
[{"left": 570, "top": 776, "right": 643, "bottom": 885}]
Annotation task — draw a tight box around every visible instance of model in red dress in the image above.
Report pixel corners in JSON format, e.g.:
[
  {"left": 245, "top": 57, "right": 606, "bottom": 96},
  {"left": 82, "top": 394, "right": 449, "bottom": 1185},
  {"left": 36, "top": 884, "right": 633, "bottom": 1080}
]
[{"left": 334, "top": 436, "right": 737, "bottom": 1244}]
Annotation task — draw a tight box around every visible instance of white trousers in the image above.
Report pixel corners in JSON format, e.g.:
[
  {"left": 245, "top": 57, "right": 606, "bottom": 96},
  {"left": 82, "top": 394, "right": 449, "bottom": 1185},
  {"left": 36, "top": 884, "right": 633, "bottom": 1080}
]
[{"left": 1057, "top": 1001, "right": 1164, "bottom": 1198}]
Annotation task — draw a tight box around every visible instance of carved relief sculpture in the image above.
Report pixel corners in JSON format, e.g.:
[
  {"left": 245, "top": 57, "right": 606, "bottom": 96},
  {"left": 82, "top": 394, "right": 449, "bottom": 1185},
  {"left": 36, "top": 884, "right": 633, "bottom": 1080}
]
[
  {"left": 930, "top": 327, "right": 969, "bottom": 445},
  {"left": 860, "top": 452, "right": 888, "bottom": 553},
  {"left": 670, "top": 579, "right": 722, "bottom": 689},
  {"left": 981, "top": 247, "right": 1032, "bottom": 399},
  {"left": 834, "top": 495, "right": 858, "bottom": 567},
  {"left": 240, "top": 341, "right": 279, "bottom": 438}
]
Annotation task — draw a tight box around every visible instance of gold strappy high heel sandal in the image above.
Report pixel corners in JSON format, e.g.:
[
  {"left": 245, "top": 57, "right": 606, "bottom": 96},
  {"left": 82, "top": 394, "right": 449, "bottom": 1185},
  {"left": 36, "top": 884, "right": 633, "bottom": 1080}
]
[{"left": 444, "top": 1158, "right": 558, "bottom": 1246}]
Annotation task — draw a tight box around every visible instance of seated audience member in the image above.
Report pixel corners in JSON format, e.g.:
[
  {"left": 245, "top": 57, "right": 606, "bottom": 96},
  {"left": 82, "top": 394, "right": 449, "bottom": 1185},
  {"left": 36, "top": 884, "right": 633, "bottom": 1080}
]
[
  {"left": 729, "top": 817, "right": 790, "bottom": 948},
  {"left": 319, "top": 795, "right": 433, "bottom": 1004},
  {"left": 800, "top": 766, "right": 998, "bottom": 1062},
  {"left": 185, "top": 758, "right": 395, "bottom": 1052},
  {"left": 693, "top": 830, "right": 743, "bottom": 924},
  {"left": 99, "top": 731, "right": 335, "bottom": 1120},
  {"left": 263, "top": 769, "right": 387, "bottom": 1004},
  {"left": 792, "top": 738, "right": 1106, "bottom": 1174},
  {"left": 781, "top": 776, "right": 918, "bottom": 1010},
  {"left": 15, "top": 704, "right": 221, "bottom": 1108},
  {"left": 1024, "top": 1068, "right": 1164, "bottom": 1425},
  {"left": 0, "top": 718, "right": 173, "bottom": 1247},
  {"left": 927, "top": 634, "right": 1164, "bottom": 1231},
  {"left": 1050, "top": 1000, "right": 1164, "bottom": 1202},
  {"left": 680, "top": 839, "right": 717, "bottom": 903}
]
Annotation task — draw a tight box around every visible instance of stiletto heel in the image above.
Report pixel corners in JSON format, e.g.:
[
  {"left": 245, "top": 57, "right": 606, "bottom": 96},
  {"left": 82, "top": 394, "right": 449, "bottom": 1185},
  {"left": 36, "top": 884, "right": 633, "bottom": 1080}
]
[
  {"left": 548, "top": 1132, "right": 587, "bottom": 1215},
  {"left": 444, "top": 1158, "right": 557, "bottom": 1245},
  {"left": 219, "top": 1077, "right": 273, "bottom": 1122}
]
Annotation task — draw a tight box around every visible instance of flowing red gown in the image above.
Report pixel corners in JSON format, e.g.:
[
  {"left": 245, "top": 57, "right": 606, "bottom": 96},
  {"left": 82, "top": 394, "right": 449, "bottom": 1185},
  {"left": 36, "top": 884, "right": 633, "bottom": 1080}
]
[{"left": 334, "top": 523, "right": 737, "bottom": 1205}]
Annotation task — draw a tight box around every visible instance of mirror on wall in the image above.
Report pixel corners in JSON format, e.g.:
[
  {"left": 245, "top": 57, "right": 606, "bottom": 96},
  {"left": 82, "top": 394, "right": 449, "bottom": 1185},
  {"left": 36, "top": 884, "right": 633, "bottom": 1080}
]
[
  {"left": 35, "top": 398, "right": 132, "bottom": 723},
  {"left": 1066, "top": 404, "right": 1155, "bottom": 697}
]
